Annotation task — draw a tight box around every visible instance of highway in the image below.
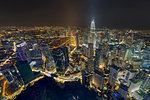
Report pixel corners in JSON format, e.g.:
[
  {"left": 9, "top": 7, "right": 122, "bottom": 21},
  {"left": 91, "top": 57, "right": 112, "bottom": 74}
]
[{"left": 32, "top": 69, "right": 81, "bottom": 83}]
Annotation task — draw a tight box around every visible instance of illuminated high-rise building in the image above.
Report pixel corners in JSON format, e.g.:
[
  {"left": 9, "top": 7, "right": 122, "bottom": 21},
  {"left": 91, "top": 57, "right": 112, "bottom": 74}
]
[
  {"left": 76, "top": 34, "right": 79, "bottom": 49},
  {"left": 1, "top": 69, "right": 14, "bottom": 83},
  {"left": 87, "top": 43, "right": 93, "bottom": 58},
  {"left": 42, "top": 44, "right": 55, "bottom": 70},
  {"left": 89, "top": 18, "right": 97, "bottom": 48},
  {"left": 16, "top": 42, "right": 31, "bottom": 62},
  {"left": 95, "top": 48, "right": 101, "bottom": 68},
  {"left": 52, "top": 49, "right": 65, "bottom": 74},
  {"left": 92, "top": 69, "right": 105, "bottom": 89},
  {"left": 128, "top": 78, "right": 142, "bottom": 92},
  {"left": 109, "top": 64, "right": 120, "bottom": 87},
  {"left": 60, "top": 46, "right": 69, "bottom": 68},
  {"left": 141, "top": 73, "right": 150, "bottom": 91},
  {"left": 15, "top": 61, "right": 41, "bottom": 84},
  {"left": 82, "top": 44, "right": 88, "bottom": 57},
  {"left": 31, "top": 43, "right": 42, "bottom": 60},
  {"left": 82, "top": 70, "right": 91, "bottom": 86},
  {"left": 124, "top": 69, "right": 137, "bottom": 82},
  {"left": 118, "top": 84, "right": 129, "bottom": 99}
]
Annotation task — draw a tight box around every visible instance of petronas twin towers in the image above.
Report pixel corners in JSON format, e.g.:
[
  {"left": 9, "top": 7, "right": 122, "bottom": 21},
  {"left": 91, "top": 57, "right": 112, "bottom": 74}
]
[{"left": 89, "top": 19, "right": 97, "bottom": 48}]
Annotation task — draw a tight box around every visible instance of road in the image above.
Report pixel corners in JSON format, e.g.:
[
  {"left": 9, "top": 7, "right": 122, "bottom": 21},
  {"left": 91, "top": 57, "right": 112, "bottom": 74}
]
[
  {"left": 2, "top": 75, "right": 44, "bottom": 100},
  {"left": 0, "top": 52, "right": 16, "bottom": 67},
  {"left": 32, "top": 69, "right": 81, "bottom": 83}
]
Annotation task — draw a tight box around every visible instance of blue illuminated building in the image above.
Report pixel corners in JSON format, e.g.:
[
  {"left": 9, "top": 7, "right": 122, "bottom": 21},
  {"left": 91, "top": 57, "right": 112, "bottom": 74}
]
[{"left": 16, "top": 42, "right": 31, "bottom": 62}]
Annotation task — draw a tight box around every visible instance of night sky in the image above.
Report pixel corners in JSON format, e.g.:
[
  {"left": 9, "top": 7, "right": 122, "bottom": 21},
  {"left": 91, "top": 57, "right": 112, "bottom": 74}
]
[{"left": 0, "top": 0, "right": 150, "bottom": 29}]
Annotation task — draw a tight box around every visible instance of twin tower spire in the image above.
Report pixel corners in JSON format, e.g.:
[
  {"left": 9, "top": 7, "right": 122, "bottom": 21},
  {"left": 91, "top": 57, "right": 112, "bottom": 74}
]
[{"left": 89, "top": 18, "right": 97, "bottom": 48}]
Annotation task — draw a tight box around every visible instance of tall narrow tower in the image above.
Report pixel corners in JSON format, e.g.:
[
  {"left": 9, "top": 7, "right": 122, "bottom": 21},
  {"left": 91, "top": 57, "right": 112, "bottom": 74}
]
[{"left": 89, "top": 19, "right": 97, "bottom": 48}]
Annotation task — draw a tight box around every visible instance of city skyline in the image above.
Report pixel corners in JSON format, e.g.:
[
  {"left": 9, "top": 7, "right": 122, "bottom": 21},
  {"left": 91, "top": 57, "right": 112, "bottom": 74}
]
[{"left": 0, "top": 0, "right": 150, "bottom": 100}]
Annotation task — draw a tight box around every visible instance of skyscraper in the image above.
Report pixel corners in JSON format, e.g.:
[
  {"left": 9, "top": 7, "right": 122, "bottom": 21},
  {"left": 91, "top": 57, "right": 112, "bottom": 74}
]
[
  {"left": 82, "top": 44, "right": 88, "bottom": 57},
  {"left": 95, "top": 48, "right": 101, "bottom": 68},
  {"left": 1, "top": 69, "right": 14, "bottom": 83},
  {"left": 87, "top": 43, "right": 93, "bottom": 58},
  {"left": 92, "top": 69, "right": 105, "bottom": 89},
  {"left": 82, "top": 70, "right": 91, "bottom": 86},
  {"left": 76, "top": 34, "right": 79, "bottom": 49},
  {"left": 118, "top": 84, "right": 129, "bottom": 99},
  {"left": 42, "top": 44, "right": 55, "bottom": 70},
  {"left": 16, "top": 42, "right": 31, "bottom": 62},
  {"left": 124, "top": 70, "right": 137, "bottom": 82},
  {"left": 15, "top": 61, "right": 41, "bottom": 84},
  {"left": 109, "top": 64, "right": 120, "bottom": 87},
  {"left": 31, "top": 43, "right": 42, "bottom": 60},
  {"left": 60, "top": 46, "right": 69, "bottom": 68},
  {"left": 128, "top": 78, "right": 142, "bottom": 92},
  {"left": 141, "top": 73, "right": 150, "bottom": 91},
  {"left": 52, "top": 49, "right": 65, "bottom": 74},
  {"left": 89, "top": 19, "right": 97, "bottom": 48}
]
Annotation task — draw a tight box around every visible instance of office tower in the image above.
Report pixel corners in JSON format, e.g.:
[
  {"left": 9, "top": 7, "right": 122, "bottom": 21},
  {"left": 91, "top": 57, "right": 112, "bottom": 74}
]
[
  {"left": 136, "top": 42, "right": 144, "bottom": 51},
  {"left": 60, "top": 46, "right": 69, "bottom": 68},
  {"left": 32, "top": 43, "right": 38, "bottom": 50},
  {"left": 81, "top": 59, "right": 86, "bottom": 70},
  {"left": 76, "top": 34, "right": 79, "bottom": 49},
  {"left": 118, "top": 84, "right": 129, "bottom": 99},
  {"left": 136, "top": 69, "right": 149, "bottom": 80},
  {"left": 89, "top": 19, "right": 97, "bottom": 48},
  {"left": 1, "top": 69, "right": 14, "bottom": 83},
  {"left": 15, "top": 61, "right": 41, "bottom": 84},
  {"left": 87, "top": 59, "right": 94, "bottom": 73},
  {"left": 7, "top": 64, "right": 20, "bottom": 80},
  {"left": 128, "top": 78, "right": 142, "bottom": 92},
  {"left": 4, "top": 63, "right": 24, "bottom": 86},
  {"left": 52, "top": 49, "right": 65, "bottom": 74},
  {"left": 124, "top": 48, "right": 133, "bottom": 61},
  {"left": 82, "top": 70, "right": 90, "bottom": 86},
  {"left": 16, "top": 42, "right": 31, "bottom": 62},
  {"left": 141, "top": 73, "right": 150, "bottom": 91},
  {"left": 95, "top": 49, "right": 100, "bottom": 68},
  {"left": 87, "top": 43, "right": 93, "bottom": 58},
  {"left": 109, "top": 64, "right": 120, "bottom": 87},
  {"left": 42, "top": 44, "right": 55, "bottom": 70},
  {"left": 92, "top": 69, "right": 105, "bottom": 89},
  {"left": 133, "top": 89, "right": 147, "bottom": 100},
  {"left": 82, "top": 44, "right": 88, "bottom": 56},
  {"left": 31, "top": 44, "right": 42, "bottom": 60},
  {"left": 125, "top": 70, "right": 137, "bottom": 82}
]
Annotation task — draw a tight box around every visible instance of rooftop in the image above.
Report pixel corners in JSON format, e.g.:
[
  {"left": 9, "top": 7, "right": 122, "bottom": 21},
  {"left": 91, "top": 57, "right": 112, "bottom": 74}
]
[
  {"left": 119, "top": 83, "right": 129, "bottom": 91},
  {"left": 94, "top": 69, "right": 105, "bottom": 77},
  {"left": 111, "top": 64, "right": 120, "bottom": 71},
  {"left": 135, "top": 89, "right": 147, "bottom": 98},
  {"left": 129, "top": 78, "right": 143, "bottom": 84}
]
